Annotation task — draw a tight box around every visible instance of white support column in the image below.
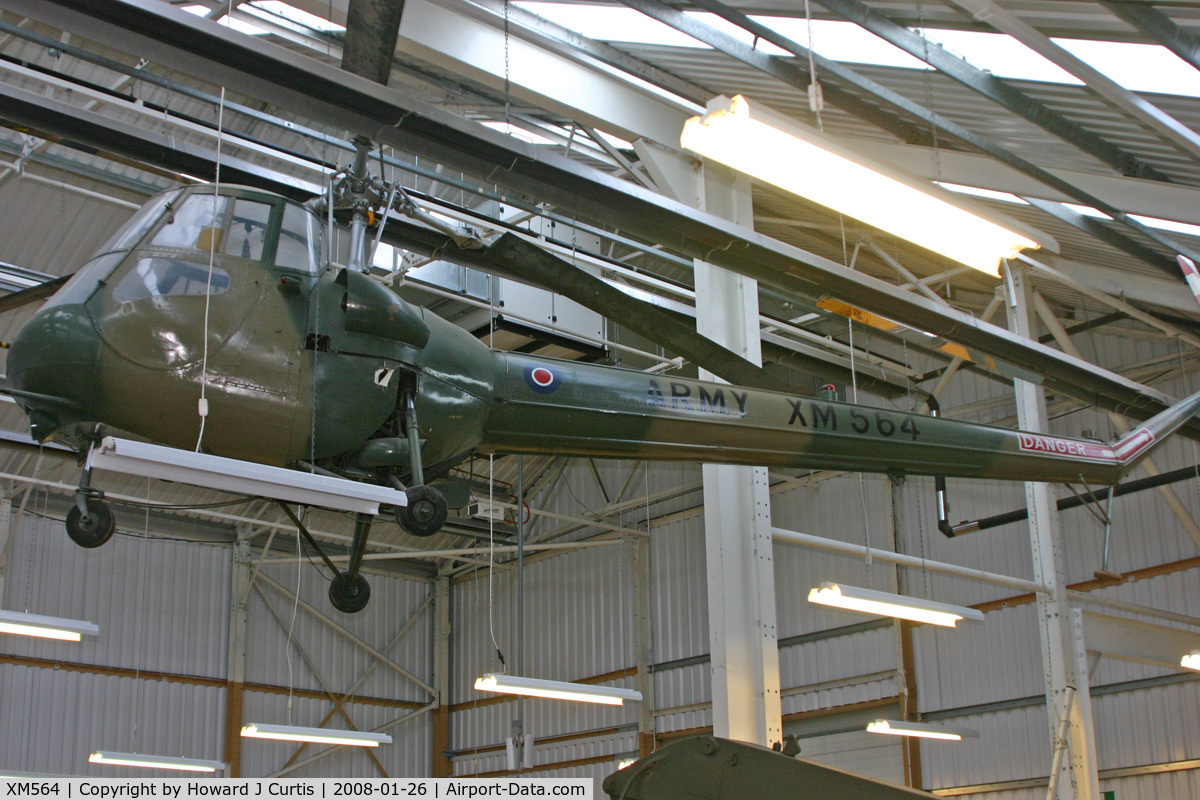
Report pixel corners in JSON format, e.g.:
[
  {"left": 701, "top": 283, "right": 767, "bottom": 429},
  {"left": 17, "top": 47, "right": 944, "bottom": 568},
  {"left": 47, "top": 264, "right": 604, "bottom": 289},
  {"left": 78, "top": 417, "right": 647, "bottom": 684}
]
[
  {"left": 636, "top": 141, "right": 781, "bottom": 745},
  {"left": 225, "top": 530, "right": 252, "bottom": 777},
  {"left": 632, "top": 533, "right": 656, "bottom": 757},
  {"left": 432, "top": 575, "right": 453, "bottom": 776},
  {"left": 1008, "top": 265, "right": 1099, "bottom": 800},
  {"left": 0, "top": 498, "right": 12, "bottom": 601}
]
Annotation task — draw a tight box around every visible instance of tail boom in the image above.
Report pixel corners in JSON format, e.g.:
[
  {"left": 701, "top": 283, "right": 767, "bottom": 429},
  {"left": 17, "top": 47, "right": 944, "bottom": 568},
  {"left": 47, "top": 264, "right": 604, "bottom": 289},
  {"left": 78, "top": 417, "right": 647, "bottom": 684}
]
[{"left": 481, "top": 354, "right": 1200, "bottom": 484}]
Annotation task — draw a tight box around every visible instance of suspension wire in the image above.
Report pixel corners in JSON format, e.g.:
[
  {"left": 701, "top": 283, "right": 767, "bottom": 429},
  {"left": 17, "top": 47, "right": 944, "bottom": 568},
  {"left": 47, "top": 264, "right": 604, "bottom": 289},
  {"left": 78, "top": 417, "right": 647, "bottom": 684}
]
[
  {"left": 196, "top": 84, "right": 228, "bottom": 453},
  {"left": 803, "top": 0, "right": 823, "bottom": 131},
  {"left": 503, "top": 0, "right": 511, "bottom": 128},
  {"left": 487, "top": 454, "right": 506, "bottom": 671},
  {"left": 848, "top": 303, "right": 873, "bottom": 585},
  {"left": 286, "top": 514, "right": 302, "bottom": 724}
]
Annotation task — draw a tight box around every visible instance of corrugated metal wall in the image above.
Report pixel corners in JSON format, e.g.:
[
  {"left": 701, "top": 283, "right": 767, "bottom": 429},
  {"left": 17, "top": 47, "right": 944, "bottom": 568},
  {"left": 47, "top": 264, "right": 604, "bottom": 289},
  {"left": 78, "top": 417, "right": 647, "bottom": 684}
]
[{"left": 0, "top": 511, "right": 435, "bottom": 778}]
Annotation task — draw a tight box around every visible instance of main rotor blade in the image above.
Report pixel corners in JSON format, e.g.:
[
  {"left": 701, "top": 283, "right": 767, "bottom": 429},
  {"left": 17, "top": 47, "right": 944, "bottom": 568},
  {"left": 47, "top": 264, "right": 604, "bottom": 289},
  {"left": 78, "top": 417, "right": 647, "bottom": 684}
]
[
  {"left": 341, "top": 0, "right": 405, "bottom": 85},
  {"left": 0, "top": 274, "right": 69, "bottom": 314},
  {"left": 486, "top": 233, "right": 795, "bottom": 394}
]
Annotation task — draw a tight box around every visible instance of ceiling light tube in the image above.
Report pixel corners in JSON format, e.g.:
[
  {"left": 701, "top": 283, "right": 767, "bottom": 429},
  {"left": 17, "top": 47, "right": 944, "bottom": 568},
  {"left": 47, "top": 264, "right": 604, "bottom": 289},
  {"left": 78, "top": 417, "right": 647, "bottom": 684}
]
[
  {"left": 808, "top": 582, "right": 984, "bottom": 627},
  {"left": 0, "top": 609, "right": 99, "bottom": 641},
  {"left": 866, "top": 720, "right": 979, "bottom": 741},
  {"left": 240, "top": 723, "right": 391, "bottom": 747},
  {"left": 1183, "top": 650, "right": 1200, "bottom": 671},
  {"left": 681, "top": 95, "right": 1042, "bottom": 275},
  {"left": 474, "top": 673, "right": 642, "bottom": 706},
  {"left": 88, "top": 752, "right": 225, "bottom": 772}
]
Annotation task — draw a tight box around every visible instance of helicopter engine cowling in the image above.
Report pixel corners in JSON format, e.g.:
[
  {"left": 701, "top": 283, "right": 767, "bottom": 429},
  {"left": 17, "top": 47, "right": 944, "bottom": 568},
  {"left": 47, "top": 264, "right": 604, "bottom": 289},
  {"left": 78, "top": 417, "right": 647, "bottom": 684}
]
[{"left": 337, "top": 268, "right": 429, "bottom": 347}]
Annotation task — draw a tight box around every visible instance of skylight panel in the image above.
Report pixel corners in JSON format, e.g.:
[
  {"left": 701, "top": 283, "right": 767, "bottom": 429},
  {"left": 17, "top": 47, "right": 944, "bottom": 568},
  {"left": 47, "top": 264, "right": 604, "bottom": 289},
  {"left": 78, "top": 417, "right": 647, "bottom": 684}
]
[
  {"left": 182, "top": 4, "right": 267, "bottom": 35},
  {"left": 936, "top": 182, "right": 1028, "bottom": 205},
  {"left": 515, "top": 3, "right": 707, "bottom": 48},
  {"left": 686, "top": 13, "right": 792, "bottom": 56},
  {"left": 1063, "top": 203, "right": 1111, "bottom": 219},
  {"left": 918, "top": 29, "right": 1083, "bottom": 85},
  {"left": 591, "top": 129, "right": 635, "bottom": 151},
  {"left": 1129, "top": 215, "right": 1200, "bottom": 238},
  {"left": 249, "top": 1, "right": 345, "bottom": 33},
  {"left": 1052, "top": 39, "right": 1200, "bottom": 98},
  {"left": 480, "top": 121, "right": 558, "bottom": 146},
  {"left": 753, "top": 18, "right": 930, "bottom": 70}
]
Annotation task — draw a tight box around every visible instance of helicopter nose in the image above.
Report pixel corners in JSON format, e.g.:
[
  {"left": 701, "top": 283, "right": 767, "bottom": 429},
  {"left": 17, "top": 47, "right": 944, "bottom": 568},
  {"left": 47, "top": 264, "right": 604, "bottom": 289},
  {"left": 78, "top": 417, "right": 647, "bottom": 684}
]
[{"left": 7, "top": 303, "right": 102, "bottom": 442}]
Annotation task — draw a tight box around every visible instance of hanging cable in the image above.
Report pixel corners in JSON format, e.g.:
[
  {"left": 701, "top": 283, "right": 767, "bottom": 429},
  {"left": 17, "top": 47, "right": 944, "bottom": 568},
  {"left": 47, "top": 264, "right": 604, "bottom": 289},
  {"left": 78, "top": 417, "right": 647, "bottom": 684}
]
[
  {"left": 195, "top": 84, "right": 228, "bottom": 452},
  {"left": 487, "top": 454, "right": 506, "bottom": 671},
  {"left": 803, "top": 0, "right": 824, "bottom": 130},
  {"left": 286, "top": 513, "right": 302, "bottom": 724}
]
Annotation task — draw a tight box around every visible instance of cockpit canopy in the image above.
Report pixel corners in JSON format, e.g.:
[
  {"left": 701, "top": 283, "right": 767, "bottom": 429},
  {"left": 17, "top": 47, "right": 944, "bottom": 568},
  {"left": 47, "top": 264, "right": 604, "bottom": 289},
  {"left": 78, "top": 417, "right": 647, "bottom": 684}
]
[{"left": 46, "top": 185, "right": 324, "bottom": 309}]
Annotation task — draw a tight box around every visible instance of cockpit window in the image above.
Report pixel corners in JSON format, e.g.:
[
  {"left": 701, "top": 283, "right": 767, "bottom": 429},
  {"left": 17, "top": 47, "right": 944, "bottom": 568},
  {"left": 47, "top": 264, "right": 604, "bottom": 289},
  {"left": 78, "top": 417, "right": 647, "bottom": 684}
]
[
  {"left": 275, "top": 202, "right": 323, "bottom": 273},
  {"left": 93, "top": 190, "right": 180, "bottom": 256},
  {"left": 223, "top": 199, "right": 272, "bottom": 261},
  {"left": 151, "top": 194, "right": 231, "bottom": 251},
  {"left": 112, "top": 257, "right": 231, "bottom": 303}
]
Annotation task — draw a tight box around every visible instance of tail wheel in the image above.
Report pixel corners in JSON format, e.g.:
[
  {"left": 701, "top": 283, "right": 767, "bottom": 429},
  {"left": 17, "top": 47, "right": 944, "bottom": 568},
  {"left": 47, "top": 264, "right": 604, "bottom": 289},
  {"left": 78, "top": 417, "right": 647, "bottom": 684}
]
[
  {"left": 395, "top": 485, "right": 448, "bottom": 537},
  {"left": 65, "top": 499, "right": 116, "bottom": 548},
  {"left": 329, "top": 571, "right": 371, "bottom": 614}
]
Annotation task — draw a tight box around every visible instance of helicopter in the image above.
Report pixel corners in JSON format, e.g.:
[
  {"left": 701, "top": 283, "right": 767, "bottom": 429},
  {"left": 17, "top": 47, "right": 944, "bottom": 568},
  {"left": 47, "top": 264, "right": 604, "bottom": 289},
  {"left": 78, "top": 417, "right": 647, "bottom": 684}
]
[{"left": 7, "top": 157, "right": 1200, "bottom": 613}]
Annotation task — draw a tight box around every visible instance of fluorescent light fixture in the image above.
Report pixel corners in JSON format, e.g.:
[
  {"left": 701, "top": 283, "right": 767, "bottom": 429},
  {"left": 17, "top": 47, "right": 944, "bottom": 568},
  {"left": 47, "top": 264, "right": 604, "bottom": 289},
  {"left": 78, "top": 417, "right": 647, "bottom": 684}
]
[
  {"left": 89, "top": 752, "right": 225, "bottom": 772},
  {"left": 1183, "top": 651, "right": 1200, "bottom": 671},
  {"left": 88, "top": 437, "right": 406, "bottom": 515},
  {"left": 474, "top": 673, "right": 642, "bottom": 706},
  {"left": 866, "top": 720, "right": 979, "bottom": 741},
  {"left": 680, "top": 95, "right": 1040, "bottom": 275},
  {"left": 0, "top": 609, "right": 99, "bottom": 641},
  {"left": 240, "top": 723, "right": 391, "bottom": 747},
  {"left": 807, "top": 583, "right": 984, "bottom": 628}
]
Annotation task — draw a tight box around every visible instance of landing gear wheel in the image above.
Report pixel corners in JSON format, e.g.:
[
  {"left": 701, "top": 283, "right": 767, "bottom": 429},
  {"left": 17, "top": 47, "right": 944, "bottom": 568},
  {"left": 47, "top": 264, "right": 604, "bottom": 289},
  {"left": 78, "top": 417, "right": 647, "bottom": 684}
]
[
  {"left": 395, "top": 485, "right": 448, "bottom": 537},
  {"left": 66, "top": 499, "right": 115, "bottom": 548},
  {"left": 329, "top": 571, "right": 371, "bottom": 614}
]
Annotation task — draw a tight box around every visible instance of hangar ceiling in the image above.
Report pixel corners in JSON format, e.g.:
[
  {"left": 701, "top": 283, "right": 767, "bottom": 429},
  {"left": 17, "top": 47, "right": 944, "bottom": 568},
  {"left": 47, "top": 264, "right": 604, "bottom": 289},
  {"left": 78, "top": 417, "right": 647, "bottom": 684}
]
[{"left": 0, "top": 0, "right": 1198, "bottom": 569}]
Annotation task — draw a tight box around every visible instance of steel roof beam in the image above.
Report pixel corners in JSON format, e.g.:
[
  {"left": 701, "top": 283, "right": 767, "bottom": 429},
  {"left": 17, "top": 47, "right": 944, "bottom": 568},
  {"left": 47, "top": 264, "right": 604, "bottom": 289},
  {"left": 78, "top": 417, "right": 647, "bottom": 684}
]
[
  {"left": 846, "top": 139, "right": 1200, "bottom": 226},
  {"left": 1099, "top": 0, "right": 1200, "bottom": 73},
  {"left": 4, "top": 0, "right": 1199, "bottom": 439},
  {"left": 655, "top": 0, "right": 1198, "bottom": 274},
  {"left": 613, "top": 0, "right": 935, "bottom": 146},
  {"left": 817, "top": 0, "right": 1168, "bottom": 182},
  {"left": 946, "top": 0, "right": 1200, "bottom": 165}
]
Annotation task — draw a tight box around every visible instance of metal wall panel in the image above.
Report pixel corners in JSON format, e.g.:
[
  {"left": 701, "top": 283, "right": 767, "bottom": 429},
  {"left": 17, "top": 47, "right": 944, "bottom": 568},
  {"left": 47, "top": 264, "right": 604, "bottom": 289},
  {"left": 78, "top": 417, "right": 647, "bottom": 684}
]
[
  {"left": 915, "top": 603, "right": 1044, "bottom": 712},
  {"left": 451, "top": 730, "right": 634, "bottom": 780},
  {"left": 2, "top": 511, "right": 231, "bottom": 679},
  {"left": 450, "top": 542, "right": 639, "bottom": 753},
  {"left": 244, "top": 563, "right": 434, "bottom": 704},
  {"left": 0, "top": 664, "right": 225, "bottom": 777},
  {"left": 923, "top": 705, "right": 1052, "bottom": 791},
  {"left": 650, "top": 516, "right": 707, "bottom": 663},
  {"left": 237, "top": 691, "right": 431, "bottom": 778},
  {"left": 653, "top": 662, "right": 710, "bottom": 734},
  {"left": 796, "top": 731, "right": 904, "bottom": 785}
]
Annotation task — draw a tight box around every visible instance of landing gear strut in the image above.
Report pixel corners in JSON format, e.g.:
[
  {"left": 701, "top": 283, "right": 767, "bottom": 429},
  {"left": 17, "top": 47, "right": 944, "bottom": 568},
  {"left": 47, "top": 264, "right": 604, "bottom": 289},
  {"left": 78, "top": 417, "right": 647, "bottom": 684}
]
[
  {"left": 66, "top": 449, "right": 115, "bottom": 548},
  {"left": 278, "top": 503, "right": 375, "bottom": 614},
  {"left": 392, "top": 393, "right": 447, "bottom": 537},
  {"left": 329, "top": 512, "right": 373, "bottom": 613}
]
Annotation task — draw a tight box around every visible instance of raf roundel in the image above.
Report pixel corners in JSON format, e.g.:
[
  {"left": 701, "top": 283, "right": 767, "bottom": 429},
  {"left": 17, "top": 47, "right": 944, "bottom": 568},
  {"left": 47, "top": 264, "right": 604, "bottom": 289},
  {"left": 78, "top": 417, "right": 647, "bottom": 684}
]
[{"left": 524, "top": 364, "right": 562, "bottom": 394}]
